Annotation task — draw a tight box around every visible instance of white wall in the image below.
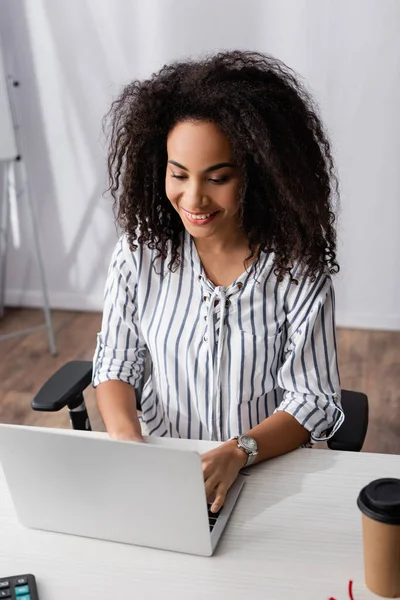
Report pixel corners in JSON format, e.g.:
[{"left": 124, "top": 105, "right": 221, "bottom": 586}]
[
  {"left": 0, "top": 44, "right": 17, "bottom": 161},
  {"left": 1, "top": 0, "right": 399, "bottom": 329}
]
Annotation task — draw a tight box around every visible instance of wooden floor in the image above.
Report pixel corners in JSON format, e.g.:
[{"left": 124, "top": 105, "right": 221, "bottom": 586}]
[{"left": 0, "top": 308, "right": 399, "bottom": 454}]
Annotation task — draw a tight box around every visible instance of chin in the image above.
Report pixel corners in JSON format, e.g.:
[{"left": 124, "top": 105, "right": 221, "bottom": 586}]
[{"left": 183, "top": 224, "right": 215, "bottom": 237}]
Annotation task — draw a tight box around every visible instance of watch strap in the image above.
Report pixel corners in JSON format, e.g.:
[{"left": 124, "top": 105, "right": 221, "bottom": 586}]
[{"left": 244, "top": 453, "right": 256, "bottom": 467}]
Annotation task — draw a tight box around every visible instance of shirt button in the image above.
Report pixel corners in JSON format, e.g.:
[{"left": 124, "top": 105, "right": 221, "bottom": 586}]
[
  {"left": 203, "top": 336, "right": 208, "bottom": 342},
  {"left": 237, "top": 282, "right": 243, "bottom": 290},
  {"left": 198, "top": 275, "right": 202, "bottom": 280},
  {"left": 225, "top": 299, "right": 231, "bottom": 308},
  {"left": 203, "top": 296, "right": 208, "bottom": 302}
]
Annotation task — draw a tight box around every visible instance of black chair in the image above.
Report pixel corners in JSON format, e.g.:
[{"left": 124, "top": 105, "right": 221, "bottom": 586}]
[{"left": 31, "top": 360, "right": 369, "bottom": 452}]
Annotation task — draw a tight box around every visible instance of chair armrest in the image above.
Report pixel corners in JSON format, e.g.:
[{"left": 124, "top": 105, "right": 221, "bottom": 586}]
[
  {"left": 31, "top": 361, "right": 93, "bottom": 412},
  {"left": 327, "top": 389, "right": 369, "bottom": 452},
  {"left": 31, "top": 360, "right": 143, "bottom": 413}
]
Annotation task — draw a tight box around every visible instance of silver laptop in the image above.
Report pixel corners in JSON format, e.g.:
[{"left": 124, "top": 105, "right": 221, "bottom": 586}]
[{"left": 0, "top": 424, "right": 245, "bottom": 556}]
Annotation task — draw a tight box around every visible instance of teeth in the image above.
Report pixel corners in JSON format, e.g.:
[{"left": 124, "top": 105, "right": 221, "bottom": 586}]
[{"left": 185, "top": 211, "right": 215, "bottom": 220}]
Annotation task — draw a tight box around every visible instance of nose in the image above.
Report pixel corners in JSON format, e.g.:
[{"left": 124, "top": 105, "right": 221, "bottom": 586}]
[{"left": 183, "top": 180, "right": 207, "bottom": 209}]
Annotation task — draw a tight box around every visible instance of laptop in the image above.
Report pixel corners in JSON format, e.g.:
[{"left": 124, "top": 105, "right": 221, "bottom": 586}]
[{"left": 0, "top": 424, "right": 245, "bottom": 556}]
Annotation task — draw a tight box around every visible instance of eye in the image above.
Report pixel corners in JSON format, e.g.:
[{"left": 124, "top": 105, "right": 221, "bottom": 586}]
[
  {"left": 208, "top": 176, "right": 229, "bottom": 185},
  {"left": 171, "top": 173, "right": 187, "bottom": 180}
]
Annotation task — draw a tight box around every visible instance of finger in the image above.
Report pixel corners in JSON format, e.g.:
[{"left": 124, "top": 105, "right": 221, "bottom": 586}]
[
  {"left": 201, "top": 458, "right": 212, "bottom": 479},
  {"left": 211, "top": 483, "right": 229, "bottom": 513},
  {"left": 202, "top": 458, "right": 219, "bottom": 482},
  {"left": 204, "top": 476, "right": 219, "bottom": 501}
]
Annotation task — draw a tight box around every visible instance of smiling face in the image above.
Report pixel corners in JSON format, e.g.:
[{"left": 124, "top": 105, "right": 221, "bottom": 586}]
[{"left": 165, "top": 120, "right": 242, "bottom": 245}]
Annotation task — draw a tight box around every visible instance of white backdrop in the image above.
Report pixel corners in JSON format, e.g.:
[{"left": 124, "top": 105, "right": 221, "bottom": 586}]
[{"left": 0, "top": 0, "right": 399, "bottom": 330}]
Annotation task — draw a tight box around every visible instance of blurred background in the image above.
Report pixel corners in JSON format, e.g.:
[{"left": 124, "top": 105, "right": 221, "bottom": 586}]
[{"left": 0, "top": 0, "right": 399, "bottom": 452}]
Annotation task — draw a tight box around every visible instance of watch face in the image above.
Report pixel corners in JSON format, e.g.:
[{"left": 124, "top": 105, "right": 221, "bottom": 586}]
[{"left": 240, "top": 435, "right": 258, "bottom": 452}]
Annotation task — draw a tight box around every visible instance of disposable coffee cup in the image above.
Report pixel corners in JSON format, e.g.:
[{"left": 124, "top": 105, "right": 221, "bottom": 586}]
[{"left": 357, "top": 478, "right": 400, "bottom": 598}]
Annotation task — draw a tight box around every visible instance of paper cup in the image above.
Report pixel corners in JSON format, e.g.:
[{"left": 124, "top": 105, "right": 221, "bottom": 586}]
[{"left": 357, "top": 478, "right": 400, "bottom": 598}]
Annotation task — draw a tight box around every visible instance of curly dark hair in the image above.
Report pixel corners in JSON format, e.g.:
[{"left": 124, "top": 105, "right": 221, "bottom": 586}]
[{"left": 106, "top": 50, "right": 340, "bottom": 281}]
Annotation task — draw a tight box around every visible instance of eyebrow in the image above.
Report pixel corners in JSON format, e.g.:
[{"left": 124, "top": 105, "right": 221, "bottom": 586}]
[{"left": 168, "top": 160, "right": 235, "bottom": 173}]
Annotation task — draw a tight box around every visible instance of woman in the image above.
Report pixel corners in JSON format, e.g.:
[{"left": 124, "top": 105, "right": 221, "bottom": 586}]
[{"left": 93, "top": 50, "right": 344, "bottom": 513}]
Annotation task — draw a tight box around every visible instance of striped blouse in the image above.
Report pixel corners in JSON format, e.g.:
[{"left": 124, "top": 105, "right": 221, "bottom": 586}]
[{"left": 93, "top": 232, "right": 344, "bottom": 443}]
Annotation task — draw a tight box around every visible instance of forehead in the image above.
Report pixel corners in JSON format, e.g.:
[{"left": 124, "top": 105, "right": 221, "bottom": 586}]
[{"left": 167, "top": 120, "right": 232, "bottom": 166}]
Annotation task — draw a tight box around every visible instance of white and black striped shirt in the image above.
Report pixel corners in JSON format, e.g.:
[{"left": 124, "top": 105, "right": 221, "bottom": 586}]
[{"left": 93, "top": 233, "right": 344, "bottom": 442}]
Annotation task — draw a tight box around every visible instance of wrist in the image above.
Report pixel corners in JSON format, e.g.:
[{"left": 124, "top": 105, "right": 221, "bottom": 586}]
[
  {"left": 109, "top": 424, "right": 143, "bottom": 442},
  {"left": 228, "top": 434, "right": 259, "bottom": 467},
  {"left": 225, "top": 439, "right": 248, "bottom": 468}
]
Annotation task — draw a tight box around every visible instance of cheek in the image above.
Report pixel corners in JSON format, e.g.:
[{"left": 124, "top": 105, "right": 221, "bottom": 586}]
[
  {"left": 218, "top": 183, "right": 240, "bottom": 212},
  {"left": 165, "top": 178, "right": 179, "bottom": 207}
]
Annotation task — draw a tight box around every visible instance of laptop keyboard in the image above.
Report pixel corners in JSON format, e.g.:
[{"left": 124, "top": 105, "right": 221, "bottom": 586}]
[{"left": 207, "top": 504, "right": 222, "bottom": 532}]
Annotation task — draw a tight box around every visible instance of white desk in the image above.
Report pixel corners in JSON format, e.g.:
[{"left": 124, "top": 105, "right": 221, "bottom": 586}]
[{"left": 1, "top": 446, "right": 399, "bottom": 600}]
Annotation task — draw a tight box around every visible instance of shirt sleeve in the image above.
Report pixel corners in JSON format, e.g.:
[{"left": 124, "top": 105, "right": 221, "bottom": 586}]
[
  {"left": 92, "top": 235, "right": 146, "bottom": 388},
  {"left": 275, "top": 269, "right": 344, "bottom": 443}
]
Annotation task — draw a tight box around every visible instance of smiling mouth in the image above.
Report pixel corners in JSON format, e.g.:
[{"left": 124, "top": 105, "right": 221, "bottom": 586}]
[{"left": 182, "top": 209, "right": 219, "bottom": 221}]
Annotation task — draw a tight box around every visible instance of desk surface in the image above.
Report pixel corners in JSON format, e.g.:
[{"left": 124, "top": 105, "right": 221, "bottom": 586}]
[{"left": 1, "top": 440, "right": 399, "bottom": 600}]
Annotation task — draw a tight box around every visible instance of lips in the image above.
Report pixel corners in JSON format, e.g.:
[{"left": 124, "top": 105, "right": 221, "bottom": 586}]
[{"left": 182, "top": 209, "right": 219, "bottom": 221}]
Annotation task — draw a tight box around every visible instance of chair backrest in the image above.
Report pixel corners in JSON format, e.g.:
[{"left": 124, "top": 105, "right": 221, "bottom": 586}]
[{"left": 327, "top": 390, "right": 369, "bottom": 452}]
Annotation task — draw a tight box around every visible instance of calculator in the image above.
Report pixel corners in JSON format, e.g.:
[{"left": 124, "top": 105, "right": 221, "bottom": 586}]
[{"left": 0, "top": 574, "right": 39, "bottom": 600}]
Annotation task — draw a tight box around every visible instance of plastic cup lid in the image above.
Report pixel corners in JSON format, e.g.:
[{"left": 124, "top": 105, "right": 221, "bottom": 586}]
[{"left": 357, "top": 478, "right": 400, "bottom": 525}]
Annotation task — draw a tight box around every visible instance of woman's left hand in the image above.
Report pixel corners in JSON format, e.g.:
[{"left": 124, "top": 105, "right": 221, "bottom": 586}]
[{"left": 201, "top": 440, "right": 247, "bottom": 513}]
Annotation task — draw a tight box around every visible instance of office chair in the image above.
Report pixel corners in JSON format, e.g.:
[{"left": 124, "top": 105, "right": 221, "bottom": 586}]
[{"left": 31, "top": 360, "right": 369, "bottom": 452}]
